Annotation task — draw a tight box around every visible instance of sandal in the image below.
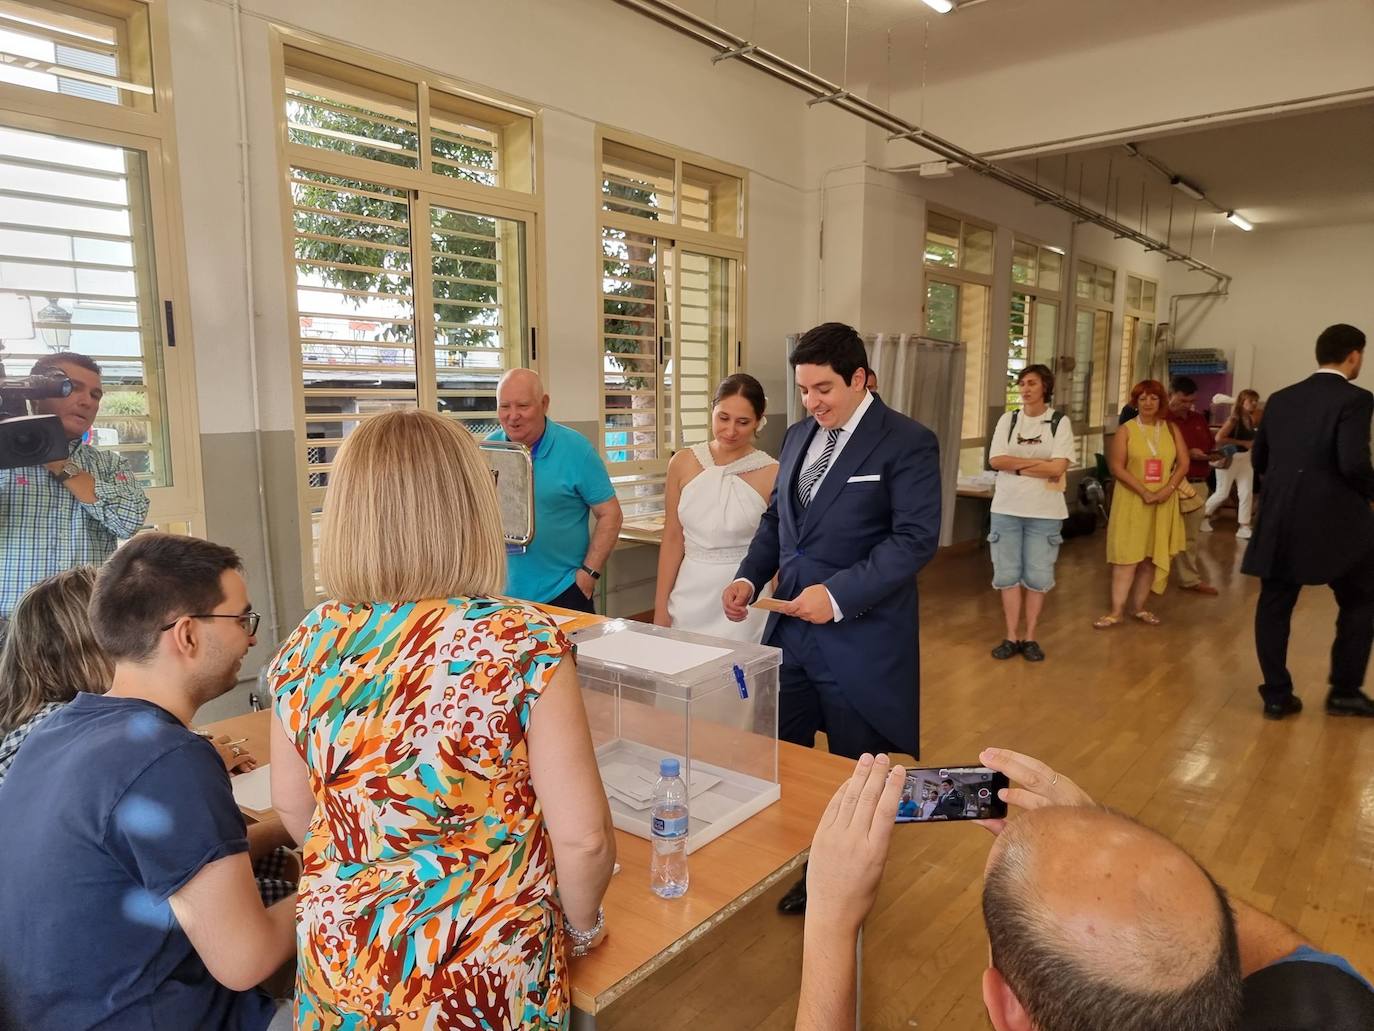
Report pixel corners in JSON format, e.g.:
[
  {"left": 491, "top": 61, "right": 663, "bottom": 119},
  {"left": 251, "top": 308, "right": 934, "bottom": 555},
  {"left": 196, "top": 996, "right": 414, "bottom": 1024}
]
[
  {"left": 1092, "top": 614, "right": 1122, "bottom": 630},
  {"left": 1133, "top": 610, "right": 1162, "bottom": 626}
]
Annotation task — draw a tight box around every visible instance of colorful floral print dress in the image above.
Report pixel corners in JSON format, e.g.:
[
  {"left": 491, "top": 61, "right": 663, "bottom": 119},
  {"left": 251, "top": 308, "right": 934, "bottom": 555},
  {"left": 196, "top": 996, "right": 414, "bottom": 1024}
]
[{"left": 269, "top": 597, "right": 572, "bottom": 1030}]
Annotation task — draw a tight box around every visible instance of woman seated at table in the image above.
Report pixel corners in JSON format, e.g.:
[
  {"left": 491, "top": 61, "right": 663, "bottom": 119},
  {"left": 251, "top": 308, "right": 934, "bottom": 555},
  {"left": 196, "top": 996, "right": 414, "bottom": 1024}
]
[
  {"left": 0, "top": 567, "right": 112, "bottom": 785},
  {"left": 268, "top": 409, "right": 615, "bottom": 1031}
]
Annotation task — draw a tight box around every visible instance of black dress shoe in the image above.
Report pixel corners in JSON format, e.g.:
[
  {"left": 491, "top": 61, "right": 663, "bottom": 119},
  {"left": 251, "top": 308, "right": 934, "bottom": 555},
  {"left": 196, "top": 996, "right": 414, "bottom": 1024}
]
[
  {"left": 1263, "top": 695, "right": 1303, "bottom": 720},
  {"left": 991, "top": 639, "right": 1021, "bottom": 660},
  {"left": 1326, "top": 692, "right": 1374, "bottom": 718},
  {"left": 777, "top": 876, "right": 807, "bottom": 914},
  {"left": 1020, "top": 640, "right": 1045, "bottom": 662}
]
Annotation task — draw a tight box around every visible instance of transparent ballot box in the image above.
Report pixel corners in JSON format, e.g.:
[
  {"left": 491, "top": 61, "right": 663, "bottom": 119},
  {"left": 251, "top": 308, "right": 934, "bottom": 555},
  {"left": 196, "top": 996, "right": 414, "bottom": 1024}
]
[{"left": 570, "top": 619, "right": 781, "bottom": 854}]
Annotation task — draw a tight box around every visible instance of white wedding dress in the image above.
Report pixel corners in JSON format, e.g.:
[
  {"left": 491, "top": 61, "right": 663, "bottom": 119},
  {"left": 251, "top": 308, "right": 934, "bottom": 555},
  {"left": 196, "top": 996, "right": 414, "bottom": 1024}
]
[{"left": 667, "top": 442, "right": 778, "bottom": 644}]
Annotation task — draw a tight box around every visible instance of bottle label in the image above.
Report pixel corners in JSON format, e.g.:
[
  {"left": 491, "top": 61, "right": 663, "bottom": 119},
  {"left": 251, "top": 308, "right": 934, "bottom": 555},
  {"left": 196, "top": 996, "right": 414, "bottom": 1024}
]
[{"left": 652, "top": 813, "right": 689, "bottom": 838}]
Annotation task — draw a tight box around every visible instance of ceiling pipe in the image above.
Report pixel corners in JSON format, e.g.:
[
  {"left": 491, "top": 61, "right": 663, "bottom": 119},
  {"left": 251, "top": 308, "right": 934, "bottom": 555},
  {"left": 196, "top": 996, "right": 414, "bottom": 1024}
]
[{"left": 613, "top": 0, "right": 1231, "bottom": 288}]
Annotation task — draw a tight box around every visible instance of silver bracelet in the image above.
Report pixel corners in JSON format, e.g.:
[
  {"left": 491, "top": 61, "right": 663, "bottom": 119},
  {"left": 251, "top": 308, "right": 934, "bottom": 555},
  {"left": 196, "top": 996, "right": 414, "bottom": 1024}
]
[{"left": 567, "top": 906, "right": 604, "bottom": 957}]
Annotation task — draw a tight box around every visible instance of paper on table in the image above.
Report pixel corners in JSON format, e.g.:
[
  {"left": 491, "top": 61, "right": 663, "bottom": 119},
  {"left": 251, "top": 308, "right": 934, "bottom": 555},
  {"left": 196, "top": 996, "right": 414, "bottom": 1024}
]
[
  {"left": 691, "top": 790, "right": 741, "bottom": 824},
  {"left": 549, "top": 613, "right": 578, "bottom": 626},
  {"left": 231, "top": 764, "right": 272, "bottom": 812},
  {"left": 575, "top": 629, "right": 733, "bottom": 675}
]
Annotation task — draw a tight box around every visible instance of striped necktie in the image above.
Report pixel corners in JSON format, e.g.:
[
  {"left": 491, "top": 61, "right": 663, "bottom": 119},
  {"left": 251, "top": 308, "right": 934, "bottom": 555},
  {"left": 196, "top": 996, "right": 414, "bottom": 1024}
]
[{"left": 797, "top": 429, "right": 840, "bottom": 507}]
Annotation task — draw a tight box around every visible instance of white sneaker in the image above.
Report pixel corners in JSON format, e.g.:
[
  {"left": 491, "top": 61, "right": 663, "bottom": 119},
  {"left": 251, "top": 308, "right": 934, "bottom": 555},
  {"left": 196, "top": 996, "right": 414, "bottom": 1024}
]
[
  {"left": 1236, "top": 525, "right": 1252, "bottom": 539},
  {"left": 1200, "top": 518, "right": 1214, "bottom": 532}
]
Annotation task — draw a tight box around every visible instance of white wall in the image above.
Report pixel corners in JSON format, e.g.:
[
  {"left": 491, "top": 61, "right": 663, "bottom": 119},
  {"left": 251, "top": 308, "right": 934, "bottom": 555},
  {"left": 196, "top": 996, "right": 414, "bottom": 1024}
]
[
  {"left": 1163, "top": 222, "right": 1374, "bottom": 399},
  {"left": 882, "top": 0, "right": 1374, "bottom": 164}
]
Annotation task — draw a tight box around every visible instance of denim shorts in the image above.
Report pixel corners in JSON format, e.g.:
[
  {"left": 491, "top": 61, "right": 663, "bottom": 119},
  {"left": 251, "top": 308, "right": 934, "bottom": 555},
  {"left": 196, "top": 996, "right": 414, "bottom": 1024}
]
[{"left": 988, "top": 513, "right": 1064, "bottom": 592}]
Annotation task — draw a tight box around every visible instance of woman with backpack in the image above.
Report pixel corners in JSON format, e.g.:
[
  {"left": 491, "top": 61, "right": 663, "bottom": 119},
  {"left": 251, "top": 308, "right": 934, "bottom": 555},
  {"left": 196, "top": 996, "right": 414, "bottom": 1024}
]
[{"left": 985, "top": 364, "right": 1075, "bottom": 661}]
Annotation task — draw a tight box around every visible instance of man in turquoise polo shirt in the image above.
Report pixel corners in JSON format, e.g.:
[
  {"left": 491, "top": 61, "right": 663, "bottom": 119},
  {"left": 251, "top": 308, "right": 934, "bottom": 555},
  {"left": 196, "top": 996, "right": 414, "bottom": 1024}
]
[{"left": 488, "top": 369, "right": 622, "bottom": 612}]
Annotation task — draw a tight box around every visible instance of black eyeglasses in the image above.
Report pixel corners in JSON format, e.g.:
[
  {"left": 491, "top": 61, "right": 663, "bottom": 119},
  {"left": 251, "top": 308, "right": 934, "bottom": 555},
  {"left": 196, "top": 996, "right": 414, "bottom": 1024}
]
[{"left": 160, "top": 612, "right": 260, "bottom": 635}]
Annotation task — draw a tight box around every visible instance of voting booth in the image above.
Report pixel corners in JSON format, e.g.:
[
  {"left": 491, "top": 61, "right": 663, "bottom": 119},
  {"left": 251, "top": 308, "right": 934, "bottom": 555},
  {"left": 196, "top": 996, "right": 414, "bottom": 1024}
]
[{"left": 571, "top": 619, "right": 782, "bottom": 854}]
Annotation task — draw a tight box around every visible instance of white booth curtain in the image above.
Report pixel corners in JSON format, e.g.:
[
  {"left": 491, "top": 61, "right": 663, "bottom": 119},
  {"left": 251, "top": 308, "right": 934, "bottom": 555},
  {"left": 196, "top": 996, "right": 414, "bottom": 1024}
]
[{"left": 785, "top": 333, "right": 965, "bottom": 547}]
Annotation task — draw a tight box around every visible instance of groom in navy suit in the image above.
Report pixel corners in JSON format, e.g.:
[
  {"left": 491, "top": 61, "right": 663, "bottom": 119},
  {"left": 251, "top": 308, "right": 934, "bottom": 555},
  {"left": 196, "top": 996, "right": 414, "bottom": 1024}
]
[{"left": 724, "top": 323, "right": 942, "bottom": 910}]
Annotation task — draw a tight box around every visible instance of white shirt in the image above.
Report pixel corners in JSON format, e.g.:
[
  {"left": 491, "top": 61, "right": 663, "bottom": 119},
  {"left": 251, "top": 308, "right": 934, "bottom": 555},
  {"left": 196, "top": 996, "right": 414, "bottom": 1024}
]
[
  {"left": 987, "top": 408, "right": 1076, "bottom": 520},
  {"left": 797, "top": 388, "right": 875, "bottom": 502},
  {"left": 732, "top": 390, "right": 875, "bottom": 623},
  {"left": 1315, "top": 368, "right": 1351, "bottom": 378}
]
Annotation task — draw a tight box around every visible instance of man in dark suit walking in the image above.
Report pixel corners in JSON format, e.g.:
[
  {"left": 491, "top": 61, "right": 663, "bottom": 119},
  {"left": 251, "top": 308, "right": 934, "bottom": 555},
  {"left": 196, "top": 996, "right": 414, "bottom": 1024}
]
[
  {"left": 1242, "top": 323, "right": 1374, "bottom": 720},
  {"left": 723, "top": 322, "right": 942, "bottom": 911}
]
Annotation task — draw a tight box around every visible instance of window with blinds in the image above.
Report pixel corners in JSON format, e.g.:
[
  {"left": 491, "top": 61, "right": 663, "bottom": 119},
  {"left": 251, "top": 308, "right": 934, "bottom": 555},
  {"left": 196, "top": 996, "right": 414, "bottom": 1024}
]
[
  {"left": 1006, "top": 238, "right": 1063, "bottom": 410},
  {"left": 0, "top": 123, "right": 170, "bottom": 484},
  {"left": 1118, "top": 274, "right": 1158, "bottom": 408},
  {"left": 923, "top": 207, "right": 994, "bottom": 474},
  {"left": 0, "top": 2, "right": 202, "bottom": 529},
  {"left": 0, "top": 0, "right": 154, "bottom": 109},
  {"left": 279, "top": 40, "right": 540, "bottom": 597},
  {"left": 596, "top": 130, "right": 745, "bottom": 522}
]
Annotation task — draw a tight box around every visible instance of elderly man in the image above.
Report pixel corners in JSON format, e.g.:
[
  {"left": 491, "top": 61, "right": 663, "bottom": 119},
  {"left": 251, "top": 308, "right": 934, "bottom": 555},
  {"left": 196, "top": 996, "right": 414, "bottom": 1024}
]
[
  {"left": 797, "top": 749, "right": 1374, "bottom": 1031},
  {"left": 487, "top": 368, "right": 622, "bottom": 612},
  {"left": 0, "top": 351, "right": 150, "bottom": 622}
]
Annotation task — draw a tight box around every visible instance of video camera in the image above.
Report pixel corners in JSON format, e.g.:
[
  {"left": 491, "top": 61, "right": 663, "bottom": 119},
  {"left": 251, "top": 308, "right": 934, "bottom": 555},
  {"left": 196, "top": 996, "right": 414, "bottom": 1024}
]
[{"left": 0, "top": 369, "right": 73, "bottom": 470}]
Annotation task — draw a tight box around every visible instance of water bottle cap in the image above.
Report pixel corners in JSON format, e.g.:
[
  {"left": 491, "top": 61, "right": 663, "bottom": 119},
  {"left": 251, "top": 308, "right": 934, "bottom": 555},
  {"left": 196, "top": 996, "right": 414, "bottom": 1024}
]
[{"left": 659, "top": 757, "right": 680, "bottom": 777}]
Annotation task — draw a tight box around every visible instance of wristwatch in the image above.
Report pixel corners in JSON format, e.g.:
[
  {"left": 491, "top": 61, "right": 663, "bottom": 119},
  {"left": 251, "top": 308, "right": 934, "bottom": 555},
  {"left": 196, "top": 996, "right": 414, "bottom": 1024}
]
[
  {"left": 567, "top": 906, "right": 604, "bottom": 957},
  {"left": 579, "top": 564, "right": 601, "bottom": 580},
  {"left": 54, "top": 460, "right": 82, "bottom": 483}
]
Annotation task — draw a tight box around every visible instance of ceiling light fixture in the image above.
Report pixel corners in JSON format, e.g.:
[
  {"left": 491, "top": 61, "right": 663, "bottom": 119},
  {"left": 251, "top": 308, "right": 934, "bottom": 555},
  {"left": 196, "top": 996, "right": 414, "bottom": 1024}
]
[
  {"left": 921, "top": 0, "right": 955, "bottom": 13},
  {"left": 1225, "top": 211, "right": 1253, "bottom": 231},
  {"left": 1045, "top": 245, "right": 1066, "bottom": 255},
  {"left": 1170, "top": 176, "right": 1205, "bottom": 202}
]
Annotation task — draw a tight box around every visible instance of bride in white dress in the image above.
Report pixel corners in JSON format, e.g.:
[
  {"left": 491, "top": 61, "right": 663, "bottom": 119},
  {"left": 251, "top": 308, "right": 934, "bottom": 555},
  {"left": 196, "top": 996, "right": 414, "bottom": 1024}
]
[{"left": 654, "top": 374, "right": 779, "bottom": 643}]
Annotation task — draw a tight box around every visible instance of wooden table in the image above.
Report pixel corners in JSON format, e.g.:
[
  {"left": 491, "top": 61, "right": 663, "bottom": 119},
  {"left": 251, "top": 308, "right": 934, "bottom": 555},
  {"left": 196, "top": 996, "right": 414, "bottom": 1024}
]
[{"left": 205, "top": 682, "right": 849, "bottom": 1026}]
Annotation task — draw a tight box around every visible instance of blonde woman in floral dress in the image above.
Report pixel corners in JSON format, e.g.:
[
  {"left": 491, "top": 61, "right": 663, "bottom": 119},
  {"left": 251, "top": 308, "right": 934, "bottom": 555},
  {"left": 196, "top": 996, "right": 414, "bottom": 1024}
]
[{"left": 269, "top": 409, "right": 615, "bottom": 1030}]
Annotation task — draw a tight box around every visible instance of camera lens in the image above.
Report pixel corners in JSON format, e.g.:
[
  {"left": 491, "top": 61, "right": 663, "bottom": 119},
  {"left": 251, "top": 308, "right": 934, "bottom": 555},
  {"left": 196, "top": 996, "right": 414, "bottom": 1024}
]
[{"left": 10, "top": 428, "right": 48, "bottom": 462}]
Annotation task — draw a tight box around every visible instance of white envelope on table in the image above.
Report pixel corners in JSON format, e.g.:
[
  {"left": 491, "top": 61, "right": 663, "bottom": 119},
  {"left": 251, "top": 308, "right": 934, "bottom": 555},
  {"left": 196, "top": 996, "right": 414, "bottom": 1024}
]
[{"left": 847, "top": 474, "right": 881, "bottom": 483}]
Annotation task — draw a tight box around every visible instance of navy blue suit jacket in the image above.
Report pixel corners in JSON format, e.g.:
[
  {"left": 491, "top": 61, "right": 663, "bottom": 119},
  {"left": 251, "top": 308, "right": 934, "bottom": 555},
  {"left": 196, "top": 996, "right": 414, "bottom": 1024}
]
[{"left": 734, "top": 395, "right": 942, "bottom": 756}]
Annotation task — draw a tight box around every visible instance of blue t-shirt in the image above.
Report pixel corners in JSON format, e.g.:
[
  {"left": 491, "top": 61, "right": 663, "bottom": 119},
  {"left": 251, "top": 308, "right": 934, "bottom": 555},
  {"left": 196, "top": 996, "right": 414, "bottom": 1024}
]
[
  {"left": 488, "top": 420, "right": 616, "bottom": 603},
  {"left": 0, "top": 693, "right": 274, "bottom": 1030}
]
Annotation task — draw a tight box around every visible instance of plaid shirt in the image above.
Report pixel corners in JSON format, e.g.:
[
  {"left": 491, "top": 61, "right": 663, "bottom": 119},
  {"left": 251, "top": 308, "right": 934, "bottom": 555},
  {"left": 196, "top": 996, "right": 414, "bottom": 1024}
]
[
  {"left": 0, "top": 439, "right": 149, "bottom": 617},
  {"left": 0, "top": 701, "right": 64, "bottom": 787}
]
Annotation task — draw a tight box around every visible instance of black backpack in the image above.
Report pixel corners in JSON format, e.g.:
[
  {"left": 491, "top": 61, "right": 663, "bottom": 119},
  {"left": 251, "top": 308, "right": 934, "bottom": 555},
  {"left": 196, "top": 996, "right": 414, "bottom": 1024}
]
[{"left": 986, "top": 409, "right": 1065, "bottom": 471}]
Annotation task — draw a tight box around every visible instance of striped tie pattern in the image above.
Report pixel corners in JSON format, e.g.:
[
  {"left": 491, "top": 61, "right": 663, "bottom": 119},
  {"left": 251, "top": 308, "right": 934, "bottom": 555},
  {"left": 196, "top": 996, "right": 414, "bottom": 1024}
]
[{"left": 797, "top": 429, "right": 840, "bottom": 507}]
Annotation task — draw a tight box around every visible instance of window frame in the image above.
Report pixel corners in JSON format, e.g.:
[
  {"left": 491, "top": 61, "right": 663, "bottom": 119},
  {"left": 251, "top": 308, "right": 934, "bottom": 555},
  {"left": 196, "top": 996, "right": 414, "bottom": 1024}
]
[
  {"left": 1069, "top": 257, "right": 1118, "bottom": 459},
  {"left": 594, "top": 125, "right": 748, "bottom": 495},
  {"left": 0, "top": 0, "right": 205, "bottom": 531},
  {"left": 1118, "top": 273, "right": 1158, "bottom": 411},
  {"left": 922, "top": 206, "right": 995, "bottom": 454},
  {"left": 1006, "top": 235, "right": 1064, "bottom": 412},
  {"left": 270, "top": 27, "right": 548, "bottom": 601}
]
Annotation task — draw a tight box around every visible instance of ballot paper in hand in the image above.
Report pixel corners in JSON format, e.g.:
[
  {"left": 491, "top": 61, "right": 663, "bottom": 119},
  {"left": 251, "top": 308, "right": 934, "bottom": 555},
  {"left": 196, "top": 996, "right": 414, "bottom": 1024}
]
[{"left": 231, "top": 764, "right": 272, "bottom": 813}]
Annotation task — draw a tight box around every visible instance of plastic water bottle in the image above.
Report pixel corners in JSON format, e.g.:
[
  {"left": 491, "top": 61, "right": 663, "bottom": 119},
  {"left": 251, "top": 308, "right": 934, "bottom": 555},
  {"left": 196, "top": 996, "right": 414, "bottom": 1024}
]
[{"left": 650, "top": 757, "right": 690, "bottom": 898}]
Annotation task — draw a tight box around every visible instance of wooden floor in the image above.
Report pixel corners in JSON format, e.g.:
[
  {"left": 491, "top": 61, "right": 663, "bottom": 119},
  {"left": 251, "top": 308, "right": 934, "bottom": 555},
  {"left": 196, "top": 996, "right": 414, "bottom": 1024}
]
[{"left": 598, "top": 518, "right": 1374, "bottom": 1030}]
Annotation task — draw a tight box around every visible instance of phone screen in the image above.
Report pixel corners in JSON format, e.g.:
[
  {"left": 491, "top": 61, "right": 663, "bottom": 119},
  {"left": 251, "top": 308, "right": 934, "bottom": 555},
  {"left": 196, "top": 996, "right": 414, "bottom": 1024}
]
[{"left": 895, "top": 765, "right": 1009, "bottom": 823}]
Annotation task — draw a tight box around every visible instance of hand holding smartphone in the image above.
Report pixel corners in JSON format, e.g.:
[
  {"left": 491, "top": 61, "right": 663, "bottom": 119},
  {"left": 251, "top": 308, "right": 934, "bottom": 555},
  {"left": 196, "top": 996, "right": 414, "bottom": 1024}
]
[{"left": 894, "top": 765, "right": 1009, "bottom": 823}]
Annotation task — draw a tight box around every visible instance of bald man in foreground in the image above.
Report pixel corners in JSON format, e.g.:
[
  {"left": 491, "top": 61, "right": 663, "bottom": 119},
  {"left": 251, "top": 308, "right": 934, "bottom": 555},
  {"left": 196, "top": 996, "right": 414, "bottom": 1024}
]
[
  {"left": 797, "top": 750, "right": 1374, "bottom": 1031},
  {"left": 488, "top": 369, "right": 622, "bottom": 612}
]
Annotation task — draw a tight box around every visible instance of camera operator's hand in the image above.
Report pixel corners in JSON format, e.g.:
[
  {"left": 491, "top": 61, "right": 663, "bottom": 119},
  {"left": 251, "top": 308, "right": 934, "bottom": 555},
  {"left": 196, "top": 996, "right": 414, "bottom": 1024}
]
[
  {"left": 806, "top": 753, "right": 905, "bottom": 936},
  {"left": 975, "top": 747, "right": 1095, "bottom": 836}
]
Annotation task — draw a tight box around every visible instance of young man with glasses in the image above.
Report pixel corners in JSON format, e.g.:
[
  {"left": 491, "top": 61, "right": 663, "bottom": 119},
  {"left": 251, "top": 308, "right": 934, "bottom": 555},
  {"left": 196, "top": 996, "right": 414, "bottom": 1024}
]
[{"left": 0, "top": 533, "right": 294, "bottom": 1030}]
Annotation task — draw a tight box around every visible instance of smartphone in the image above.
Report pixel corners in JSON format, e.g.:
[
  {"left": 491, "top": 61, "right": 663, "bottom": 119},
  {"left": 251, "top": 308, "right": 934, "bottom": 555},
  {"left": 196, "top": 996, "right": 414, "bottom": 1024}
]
[{"left": 894, "top": 765, "right": 1009, "bottom": 823}]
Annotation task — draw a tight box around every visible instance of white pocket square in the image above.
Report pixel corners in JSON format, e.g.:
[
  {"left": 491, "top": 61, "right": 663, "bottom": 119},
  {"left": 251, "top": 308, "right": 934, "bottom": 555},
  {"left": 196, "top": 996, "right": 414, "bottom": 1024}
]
[{"left": 847, "top": 474, "right": 881, "bottom": 483}]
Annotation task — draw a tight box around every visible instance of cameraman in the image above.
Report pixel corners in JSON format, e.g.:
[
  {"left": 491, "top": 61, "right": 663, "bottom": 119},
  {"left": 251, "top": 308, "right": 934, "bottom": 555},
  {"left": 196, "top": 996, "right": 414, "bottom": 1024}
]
[{"left": 0, "top": 352, "right": 149, "bottom": 628}]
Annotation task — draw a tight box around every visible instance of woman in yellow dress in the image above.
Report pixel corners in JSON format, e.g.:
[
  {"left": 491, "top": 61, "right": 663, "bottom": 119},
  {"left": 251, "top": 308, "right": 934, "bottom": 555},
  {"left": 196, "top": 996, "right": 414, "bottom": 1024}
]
[{"left": 1095, "top": 380, "right": 1189, "bottom": 628}]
